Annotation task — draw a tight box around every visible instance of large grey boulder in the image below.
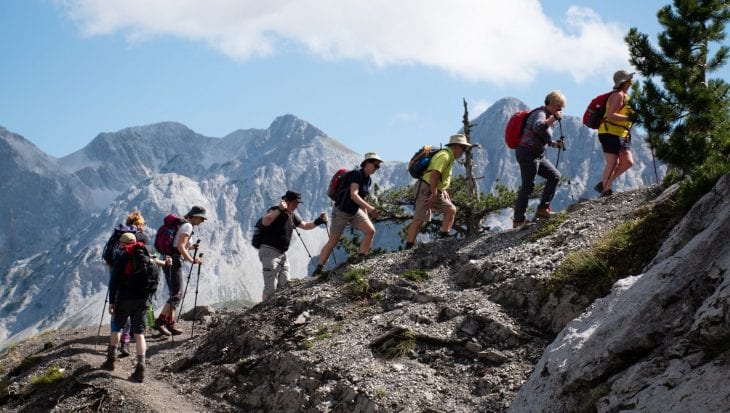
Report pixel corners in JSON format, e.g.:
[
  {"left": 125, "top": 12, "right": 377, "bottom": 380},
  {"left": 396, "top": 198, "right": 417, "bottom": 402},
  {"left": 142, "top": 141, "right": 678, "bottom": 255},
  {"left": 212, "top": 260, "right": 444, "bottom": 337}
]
[{"left": 509, "top": 173, "right": 730, "bottom": 413}]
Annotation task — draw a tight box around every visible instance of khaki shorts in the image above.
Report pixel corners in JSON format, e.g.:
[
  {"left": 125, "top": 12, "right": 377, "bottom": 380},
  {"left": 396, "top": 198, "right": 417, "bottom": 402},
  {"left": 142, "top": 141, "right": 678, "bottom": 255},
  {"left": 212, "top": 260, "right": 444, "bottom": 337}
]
[
  {"left": 412, "top": 180, "right": 455, "bottom": 222},
  {"left": 329, "top": 207, "right": 372, "bottom": 239}
]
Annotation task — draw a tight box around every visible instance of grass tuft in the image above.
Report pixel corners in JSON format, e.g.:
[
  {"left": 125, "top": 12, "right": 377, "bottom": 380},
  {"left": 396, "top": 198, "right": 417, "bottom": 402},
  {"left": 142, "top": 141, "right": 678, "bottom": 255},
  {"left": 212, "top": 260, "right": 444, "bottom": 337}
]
[
  {"left": 385, "top": 329, "right": 416, "bottom": 359},
  {"left": 29, "top": 365, "right": 64, "bottom": 386},
  {"left": 526, "top": 212, "right": 568, "bottom": 242},
  {"left": 545, "top": 200, "right": 681, "bottom": 301},
  {"left": 403, "top": 268, "right": 430, "bottom": 282}
]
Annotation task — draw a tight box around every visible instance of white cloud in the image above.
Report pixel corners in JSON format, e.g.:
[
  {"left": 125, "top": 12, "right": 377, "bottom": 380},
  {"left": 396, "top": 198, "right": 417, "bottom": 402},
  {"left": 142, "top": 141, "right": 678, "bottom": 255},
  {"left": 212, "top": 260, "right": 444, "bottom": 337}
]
[{"left": 57, "top": 0, "right": 629, "bottom": 84}]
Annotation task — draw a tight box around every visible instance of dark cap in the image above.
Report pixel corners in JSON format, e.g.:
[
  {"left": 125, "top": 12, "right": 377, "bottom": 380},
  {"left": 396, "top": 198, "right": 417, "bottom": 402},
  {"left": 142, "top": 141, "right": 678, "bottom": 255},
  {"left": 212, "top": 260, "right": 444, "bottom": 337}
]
[
  {"left": 185, "top": 205, "right": 207, "bottom": 220},
  {"left": 282, "top": 190, "right": 303, "bottom": 202}
]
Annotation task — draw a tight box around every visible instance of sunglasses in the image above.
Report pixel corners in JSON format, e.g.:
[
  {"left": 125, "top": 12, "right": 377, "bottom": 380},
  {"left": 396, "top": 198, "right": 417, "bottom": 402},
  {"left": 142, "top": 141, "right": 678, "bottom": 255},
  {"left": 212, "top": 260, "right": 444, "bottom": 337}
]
[{"left": 372, "top": 162, "right": 381, "bottom": 170}]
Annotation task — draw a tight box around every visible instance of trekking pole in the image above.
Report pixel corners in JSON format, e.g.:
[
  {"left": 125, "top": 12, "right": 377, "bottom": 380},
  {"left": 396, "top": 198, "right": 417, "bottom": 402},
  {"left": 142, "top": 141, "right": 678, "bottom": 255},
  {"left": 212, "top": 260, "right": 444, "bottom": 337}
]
[
  {"left": 95, "top": 288, "right": 109, "bottom": 351},
  {"left": 178, "top": 239, "right": 200, "bottom": 314},
  {"left": 555, "top": 120, "right": 567, "bottom": 169},
  {"left": 555, "top": 119, "right": 576, "bottom": 202},
  {"left": 293, "top": 227, "right": 312, "bottom": 258},
  {"left": 190, "top": 253, "right": 203, "bottom": 339}
]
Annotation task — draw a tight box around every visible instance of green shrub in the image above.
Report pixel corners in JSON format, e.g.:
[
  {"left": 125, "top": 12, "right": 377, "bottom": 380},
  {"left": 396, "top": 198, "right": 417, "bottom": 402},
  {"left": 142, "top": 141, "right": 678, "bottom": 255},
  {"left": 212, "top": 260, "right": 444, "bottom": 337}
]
[
  {"left": 385, "top": 329, "right": 416, "bottom": 359},
  {"left": 29, "top": 365, "right": 64, "bottom": 386},
  {"left": 526, "top": 212, "right": 568, "bottom": 242},
  {"left": 546, "top": 200, "right": 681, "bottom": 301},
  {"left": 403, "top": 269, "right": 430, "bottom": 282},
  {"left": 343, "top": 268, "right": 375, "bottom": 300}
]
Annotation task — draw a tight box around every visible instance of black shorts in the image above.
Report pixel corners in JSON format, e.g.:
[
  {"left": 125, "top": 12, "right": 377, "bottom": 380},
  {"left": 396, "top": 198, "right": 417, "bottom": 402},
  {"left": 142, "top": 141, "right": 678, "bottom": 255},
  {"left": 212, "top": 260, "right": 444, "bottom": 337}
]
[
  {"left": 598, "top": 133, "right": 631, "bottom": 155},
  {"left": 112, "top": 299, "right": 148, "bottom": 335}
]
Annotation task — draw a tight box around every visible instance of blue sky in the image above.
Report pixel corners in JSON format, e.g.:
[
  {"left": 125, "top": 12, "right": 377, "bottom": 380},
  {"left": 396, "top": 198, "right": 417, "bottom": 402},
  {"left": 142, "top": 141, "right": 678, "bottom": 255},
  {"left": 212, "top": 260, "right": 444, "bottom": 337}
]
[{"left": 1, "top": 0, "right": 727, "bottom": 162}]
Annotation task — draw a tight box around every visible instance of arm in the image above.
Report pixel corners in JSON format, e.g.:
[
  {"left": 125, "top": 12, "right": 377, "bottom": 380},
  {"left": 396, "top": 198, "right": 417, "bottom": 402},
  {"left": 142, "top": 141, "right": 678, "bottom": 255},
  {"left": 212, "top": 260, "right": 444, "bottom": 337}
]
[
  {"left": 262, "top": 201, "right": 287, "bottom": 226},
  {"left": 349, "top": 182, "right": 377, "bottom": 216},
  {"left": 425, "top": 169, "right": 443, "bottom": 205},
  {"left": 531, "top": 110, "right": 557, "bottom": 144},
  {"left": 298, "top": 213, "right": 327, "bottom": 230},
  {"left": 176, "top": 232, "right": 201, "bottom": 265},
  {"left": 605, "top": 92, "right": 629, "bottom": 123}
]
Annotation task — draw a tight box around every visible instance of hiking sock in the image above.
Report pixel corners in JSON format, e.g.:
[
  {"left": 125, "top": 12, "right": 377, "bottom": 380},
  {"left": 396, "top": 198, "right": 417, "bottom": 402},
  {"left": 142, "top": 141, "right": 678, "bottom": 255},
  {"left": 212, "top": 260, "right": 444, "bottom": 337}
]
[
  {"left": 107, "top": 345, "right": 116, "bottom": 359},
  {"left": 405, "top": 241, "right": 415, "bottom": 249},
  {"left": 137, "top": 354, "right": 146, "bottom": 366},
  {"left": 312, "top": 264, "right": 324, "bottom": 276}
]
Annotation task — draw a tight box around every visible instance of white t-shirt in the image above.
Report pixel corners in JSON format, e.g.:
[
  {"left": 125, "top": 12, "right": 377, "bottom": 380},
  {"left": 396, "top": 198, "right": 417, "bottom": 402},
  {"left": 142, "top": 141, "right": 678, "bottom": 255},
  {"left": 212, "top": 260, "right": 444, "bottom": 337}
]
[{"left": 173, "top": 222, "right": 194, "bottom": 253}]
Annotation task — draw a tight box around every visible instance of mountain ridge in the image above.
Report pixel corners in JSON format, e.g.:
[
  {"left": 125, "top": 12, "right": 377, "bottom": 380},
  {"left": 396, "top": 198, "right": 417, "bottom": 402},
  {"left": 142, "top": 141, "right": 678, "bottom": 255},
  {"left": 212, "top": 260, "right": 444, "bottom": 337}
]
[{"left": 0, "top": 98, "right": 660, "bottom": 347}]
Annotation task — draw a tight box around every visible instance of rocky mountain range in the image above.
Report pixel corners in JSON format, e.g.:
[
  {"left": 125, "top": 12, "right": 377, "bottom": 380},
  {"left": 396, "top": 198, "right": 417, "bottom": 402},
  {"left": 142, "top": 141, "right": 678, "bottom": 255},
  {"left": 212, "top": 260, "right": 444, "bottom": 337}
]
[{"left": 0, "top": 98, "right": 661, "bottom": 348}]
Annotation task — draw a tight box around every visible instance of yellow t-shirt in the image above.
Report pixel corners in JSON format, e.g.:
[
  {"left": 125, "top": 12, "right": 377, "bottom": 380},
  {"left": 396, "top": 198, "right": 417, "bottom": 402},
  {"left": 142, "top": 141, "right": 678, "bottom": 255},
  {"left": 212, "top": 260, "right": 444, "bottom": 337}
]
[
  {"left": 602, "top": 93, "right": 633, "bottom": 138},
  {"left": 422, "top": 147, "right": 455, "bottom": 191}
]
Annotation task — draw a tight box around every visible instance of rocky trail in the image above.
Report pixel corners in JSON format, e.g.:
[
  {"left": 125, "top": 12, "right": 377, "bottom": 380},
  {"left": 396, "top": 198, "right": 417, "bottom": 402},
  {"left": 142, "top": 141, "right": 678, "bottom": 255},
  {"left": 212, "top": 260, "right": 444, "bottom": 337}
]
[{"left": 2, "top": 182, "right": 696, "bottom": 413}]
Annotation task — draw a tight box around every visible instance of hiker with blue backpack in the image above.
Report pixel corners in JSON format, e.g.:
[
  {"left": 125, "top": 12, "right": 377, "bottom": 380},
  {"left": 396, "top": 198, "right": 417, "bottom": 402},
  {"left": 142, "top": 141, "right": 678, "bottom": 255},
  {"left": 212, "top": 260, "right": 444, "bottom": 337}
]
[
  {"left": 152, "top": 206, "right": 207, "bottom": 336},
  {"left": 512, "top": 90, "right": 566, "bottom": 228},
  {"left": 100, "top": 232, "right": 163, "bottom": 382},
  {"left": 100, "top": 211, "right": 168, "bottom": 356},
  {"left": 312, "top": 152, "right": 383, "bottom": 276},
  {"left": 404, "top": 135, "right": 471, "bottom": 248},
  {"left": 594, "top": 70, "right": 635, "bottom": 197},
  {"left": 256, "top": 190, "right": 327, "bottom": 301}
]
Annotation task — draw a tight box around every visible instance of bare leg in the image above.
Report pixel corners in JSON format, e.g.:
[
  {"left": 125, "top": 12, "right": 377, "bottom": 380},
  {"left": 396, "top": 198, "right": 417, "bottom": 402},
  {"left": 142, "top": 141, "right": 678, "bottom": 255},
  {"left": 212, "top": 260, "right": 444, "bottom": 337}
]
[
  {"left": 406, "top": 219, "right": 424, "bottom": 244},
  {"left": 355, "top": 220, "right": 376, "bottom": 254}
]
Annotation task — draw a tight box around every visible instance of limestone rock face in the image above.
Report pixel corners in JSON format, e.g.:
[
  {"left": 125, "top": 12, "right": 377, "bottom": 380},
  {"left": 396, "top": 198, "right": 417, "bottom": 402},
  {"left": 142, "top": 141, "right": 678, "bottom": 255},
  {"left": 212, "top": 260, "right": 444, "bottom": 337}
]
[{"left": 509, "top": 173, "right": 730, "bottom": 413}]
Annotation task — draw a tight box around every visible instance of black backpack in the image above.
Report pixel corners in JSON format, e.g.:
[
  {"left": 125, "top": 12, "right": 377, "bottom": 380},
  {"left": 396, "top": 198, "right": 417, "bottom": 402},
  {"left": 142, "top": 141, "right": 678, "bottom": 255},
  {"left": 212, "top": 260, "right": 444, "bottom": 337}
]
[
  {"left": 251, "top": 218, "right": 264, "bottom": 249},
  {"left": 102, "top": 224, "right": 138, "bottom": 265},
  {"left": 122, "top": 243, "right": 159, "bottom": 295}
]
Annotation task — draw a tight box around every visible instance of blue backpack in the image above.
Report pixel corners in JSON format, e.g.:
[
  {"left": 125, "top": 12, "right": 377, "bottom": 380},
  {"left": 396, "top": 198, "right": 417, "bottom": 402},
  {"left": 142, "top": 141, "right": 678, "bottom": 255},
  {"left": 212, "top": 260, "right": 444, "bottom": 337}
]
[
  {"left": 407, "top": 145, "right": 442, "bottom": 179},
  {"left": 102, "top": 224, "right": 138, "bottom": 265}
]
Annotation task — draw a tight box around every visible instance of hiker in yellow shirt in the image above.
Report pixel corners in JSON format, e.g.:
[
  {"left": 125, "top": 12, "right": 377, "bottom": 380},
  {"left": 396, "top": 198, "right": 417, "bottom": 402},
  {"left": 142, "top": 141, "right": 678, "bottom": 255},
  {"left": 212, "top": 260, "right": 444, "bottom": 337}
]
[{"left": 404, "top": 134, "right": 472, "bottom": 249}]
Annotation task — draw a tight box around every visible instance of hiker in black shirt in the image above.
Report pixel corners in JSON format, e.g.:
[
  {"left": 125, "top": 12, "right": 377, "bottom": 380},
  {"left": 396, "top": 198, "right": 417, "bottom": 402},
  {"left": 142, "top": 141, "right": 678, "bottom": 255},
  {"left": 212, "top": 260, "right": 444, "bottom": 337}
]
[
  {"left": 258, "top": 190, "right": 327, "bottom": 301},
  {"left": 313, "top": 152, "right": 382, "bottom": 275}
]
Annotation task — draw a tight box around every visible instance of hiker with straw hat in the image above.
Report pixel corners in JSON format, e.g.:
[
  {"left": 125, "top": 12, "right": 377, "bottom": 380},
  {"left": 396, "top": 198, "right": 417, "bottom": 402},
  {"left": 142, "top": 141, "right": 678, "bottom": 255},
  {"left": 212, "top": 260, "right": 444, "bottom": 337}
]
[{"left": 404, "top": 134, "right": 472, "bottom": 248}]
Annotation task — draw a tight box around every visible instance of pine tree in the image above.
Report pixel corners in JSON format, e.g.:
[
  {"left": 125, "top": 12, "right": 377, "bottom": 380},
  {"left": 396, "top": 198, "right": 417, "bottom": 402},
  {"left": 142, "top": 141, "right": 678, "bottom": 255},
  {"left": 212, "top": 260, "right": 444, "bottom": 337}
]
[{"left": 626, "top": 0, "right": 730, "bottom": 185}]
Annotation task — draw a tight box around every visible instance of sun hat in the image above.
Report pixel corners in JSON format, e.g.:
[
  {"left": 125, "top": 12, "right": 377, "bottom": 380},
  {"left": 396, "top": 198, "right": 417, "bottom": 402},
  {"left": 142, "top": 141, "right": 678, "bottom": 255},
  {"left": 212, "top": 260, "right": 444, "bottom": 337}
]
[
  {"left": 185, "top": 206, "right": 207, "bottom": 220},
  {"left": 119, "top": 233, "right": 137, "bottom": 244},
  {"left": 282, "top": 190, "right": 303, "bottom": 202},
  {"left": 613, "top": 70, "right": 634, "bottom": 89},
  {"left": 445, "top": 134, "right": 472, "bottom": 148},
  {"left": 361, "top": 152, "right": 384, "bottom": 168}
]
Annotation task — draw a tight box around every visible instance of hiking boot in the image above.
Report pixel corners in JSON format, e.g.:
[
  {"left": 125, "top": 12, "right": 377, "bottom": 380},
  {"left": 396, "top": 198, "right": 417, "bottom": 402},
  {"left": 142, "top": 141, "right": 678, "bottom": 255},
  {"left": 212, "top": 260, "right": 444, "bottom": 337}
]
[
  {"left": 130, "top": 364, "right": 145, "bottom": 383},
  {"left": 513, "top": 219, "right": 530, "bottom": 229},
  {"left": 593, "top": 182, "right": 603, "bottom": 193},
  {"left": 535, "top": 206, "right": 554, "bottom": 219},
  {"left": 600, "top": 189, "right": 614, "bottom": 198},
  {"left": 311, "top": 264, "right": 324, "bottom": 277},
  {"left": 118, "top": 341, "right": 130, "bottom": 358},
  {"left": 404, "top": 241, "right": 415, "bottom": 250},
  {"left": 101, "top": 356, "right": 115, "bottom": 371},
  {"left": 167, "top": 323, "right": 184, "bottom": 336},
  {"left": 154, "top": 319, "right": 172, "bottom": 336}
]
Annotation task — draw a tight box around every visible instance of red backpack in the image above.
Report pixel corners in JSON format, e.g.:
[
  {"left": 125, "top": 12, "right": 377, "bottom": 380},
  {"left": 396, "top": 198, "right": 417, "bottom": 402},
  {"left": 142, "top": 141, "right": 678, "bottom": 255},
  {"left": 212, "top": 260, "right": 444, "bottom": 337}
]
[
  {"left": 327, "top": 168, "right": 353, "bottom": 202},
  {"left": 505, "top": 109, "right": 539, "bottom": 149},
  {"left": 154, "top": 213, "right": 185, "bottom": 255},
  {"left": 583, "top": 91, "right": 614, "bottom": 129}
]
